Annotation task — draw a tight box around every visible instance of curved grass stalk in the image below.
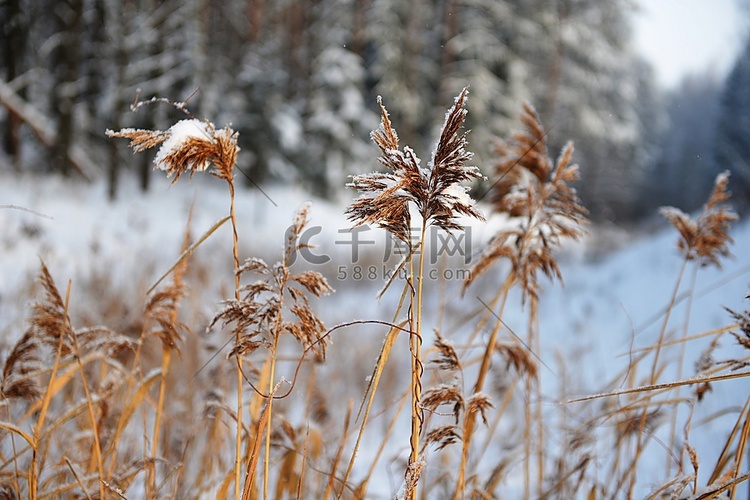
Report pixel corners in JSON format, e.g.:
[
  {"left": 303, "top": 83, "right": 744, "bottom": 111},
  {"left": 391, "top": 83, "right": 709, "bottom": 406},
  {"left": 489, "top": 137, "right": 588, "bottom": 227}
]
[
  {"left": 228, "top": 179, "right": 244, "bottom": 500},
  {"left": 62, "top": 282, "right": 105, "bottom": 499},
  {"left": 263, "top": 333, "right": 280, "bottom": 499},
  {"left": 407, "top": 222, "right": 428, "bottom": 500},
  {"left": 29, "top": 291, "right": 69, "bottom": 499},
  {"left": 350, "top": 388, "right": 410, "bottom": 498},
  {"left": 340, "top": 284, "right": 410, "bottom": 495}
]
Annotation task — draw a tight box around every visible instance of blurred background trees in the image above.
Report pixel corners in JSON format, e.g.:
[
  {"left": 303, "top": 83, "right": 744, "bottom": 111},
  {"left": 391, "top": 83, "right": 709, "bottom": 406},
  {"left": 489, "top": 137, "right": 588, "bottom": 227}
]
[
  {"left": 716, "top": 35, "right": 750, "bottom": 212},
  {"left": 1, "top": 0, "right": 748, "bottom": 221}
]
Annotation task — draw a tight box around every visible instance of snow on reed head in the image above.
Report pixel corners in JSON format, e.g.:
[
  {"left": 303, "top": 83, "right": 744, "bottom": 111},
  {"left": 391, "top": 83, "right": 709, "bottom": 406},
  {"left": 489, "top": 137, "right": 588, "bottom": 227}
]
[
  {"left": 107, "top": 118, "right": 238, "bottom": 184},
  {"left": 153, "top": 119, "right": 213, "bottom": 173}
]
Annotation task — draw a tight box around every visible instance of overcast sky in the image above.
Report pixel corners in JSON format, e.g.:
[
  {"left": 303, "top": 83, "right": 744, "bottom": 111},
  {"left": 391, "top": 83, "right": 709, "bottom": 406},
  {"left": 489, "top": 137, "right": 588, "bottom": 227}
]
[{"left": 631, "top": 0, "right": 747, "bottom": 88}]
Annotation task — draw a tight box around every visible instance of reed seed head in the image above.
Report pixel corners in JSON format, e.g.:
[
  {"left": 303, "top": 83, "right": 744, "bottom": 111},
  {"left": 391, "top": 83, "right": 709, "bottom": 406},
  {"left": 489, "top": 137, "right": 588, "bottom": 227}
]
[
  {"left": 465, "top": 102, "right": 588, "bottom": 301},
  {"left": 107, "top": 118, "right": 238, "bottom": 184},
  {"left": 211, "top": 204, "right": 333, "bottom": 361},
  {"left": 660, "top": 171, "right": 738, "bottom": 268},
  {"left": 346, "top": 87, "right": 484, "bottom": 244}
]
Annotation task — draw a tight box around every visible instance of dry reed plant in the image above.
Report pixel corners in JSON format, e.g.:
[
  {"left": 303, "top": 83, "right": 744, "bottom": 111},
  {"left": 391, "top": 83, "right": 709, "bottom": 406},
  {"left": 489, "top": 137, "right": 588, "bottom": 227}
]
[
  {"left": 107, "top": 95, "right": 338, "bottom": 499},
  {"left": 660, "top": 171, "right": 738, "bottom": 269},
  {"left": 140, "top": 215, "right": 190, "bottom": 498},
  {"left": 457, "top": 102, "right": 587, "bottom": 498},
  {"left": 346, "top": 87, "right": 484, "bottom": 498},
  {"left": 106, "top": 96, "right": 249, "bottom": 498},
  {"left": 558, "top": 172, "right": 746, "bottom": 499},
  {"left": 0, "top": 261, "right": 135, "bottom": 498},
  {"left": 5, "top": 84, "right": 750, "bottom": 500},
  {"left": 614, "top": 171, "right": 741, "bottom": 496},
  {"left": 210, "top": 202, "right": 333, "bottom": 497}
]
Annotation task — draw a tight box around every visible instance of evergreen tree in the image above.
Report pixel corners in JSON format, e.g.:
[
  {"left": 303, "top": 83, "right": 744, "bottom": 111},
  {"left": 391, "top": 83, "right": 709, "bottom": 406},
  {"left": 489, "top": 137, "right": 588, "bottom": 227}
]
[
  {"left": 301, "top": 45, "right": 376, "bottom": 197},
  {"left": 535, "top": 0, "right": 649, "bottom": 221},
  {"left": 716, "top": 36, "right": 750, "bottom": 210},
  {"left": 50, "top": 0, "right": 85, "bottom": 176},
  {"left": 648, "top": 74, "right": 721, "bottom": 214},
  {"left": 0, "top": 0, "right": 661, "bottom": 216},
  {"left": 367, "top": 0, "right": 441, "bottom": 148},
  {"left": 442, "top": 0, "right": 533, "bottom": 165},
  {"left": 0, "top": 0, "right": 28, "bottom": 170}
]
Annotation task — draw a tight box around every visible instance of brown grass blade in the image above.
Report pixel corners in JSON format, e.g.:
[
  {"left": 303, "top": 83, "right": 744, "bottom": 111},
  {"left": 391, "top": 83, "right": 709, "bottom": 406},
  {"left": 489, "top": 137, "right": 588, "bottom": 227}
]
[
  {"left": 341, "top": 321, "right": 403, "bottom": 494},
  {"left": 108, "top": 370, "right": 161, "bottom": 456},
  {"left": 692, "top": 472, "right": 750, "bottom": 499},
  {"left": 64, "top": 457, "right": 92, "bottom": 500},
  {"left": 729, "top": 398, "right": 750, "bottom": 499},
  {"left": 0, "top": 422, "right": 35, "bottom": 449},
  {"left": 705, "top": 396, "right": 750, "bottom": 488}
]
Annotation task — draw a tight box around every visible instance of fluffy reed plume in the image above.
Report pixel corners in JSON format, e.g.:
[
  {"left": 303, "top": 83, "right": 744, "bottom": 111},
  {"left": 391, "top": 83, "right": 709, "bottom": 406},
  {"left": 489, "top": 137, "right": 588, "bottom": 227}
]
[
  {"left": 346, "top": 86, "right": 484, "bottom": 241},
  {"left": 430, "top": 329, "right": 462, "bottom": 373},
  {"left": 0, "top": 261, "right": 136, "bottom": 499},
  {"left": 465, "top": 393, "right": 494, "bottom": 426},
  {"left": 465, "top": 102, "right": 587, "bottom": 300},
  {"left": 726, "top": 305, "right": 750, "bottom": 350},
  {"left": 106, "top": 118, "right": 238, "bottom": 184},
  {"left": 2, "top": 330, "right": 41, "bottom": 401},
  {"left": 346, "top": 88, "right": 483, "bottom": 498},
  {"left": 689, "top": 305, "right": 750, "bottom": 399},
  {"left": 419, "top": 332, "right": 466, "bottom": 462},
  {"left": 660, "top": 171, "right": 738, "bottom": 268},
  {"left": 27, "top": 261, "right": 75, "bottom": 352},
  {"left": 211, "top": 204, "right": 333, "bottom": 362},
  {"left": 495, "top": 341, "right": 538, "bottom": 379},
  {"left": 210, "top": 203, "right": 332, "bottom": 496},
  {"left": 424, "top": 425, "right": 462, "bottom": 452},
  {"left": 694, "top": 337, "right": 720, "bottom": 401},
  {"left": 422, "top": 385, "right": 464, "bottom": 425},
  {"left": 144, "top": 283, "right": 187, "bottom": 353},
  {"left": 456, "top": 102, "right": 587, "bottom": 499},
  {"left": 107, "top": 96, "right": 246, "bottom": 498},
  {"left": 2, "top": 262, "right": 135, "bottom": 403}
]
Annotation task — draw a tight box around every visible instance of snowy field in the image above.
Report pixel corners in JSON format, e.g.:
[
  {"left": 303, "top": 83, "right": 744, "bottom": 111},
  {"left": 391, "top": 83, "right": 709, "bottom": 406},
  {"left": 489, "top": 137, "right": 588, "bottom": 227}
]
[{"left": 1, "top": 172, "right": 749, "bottom": 497}]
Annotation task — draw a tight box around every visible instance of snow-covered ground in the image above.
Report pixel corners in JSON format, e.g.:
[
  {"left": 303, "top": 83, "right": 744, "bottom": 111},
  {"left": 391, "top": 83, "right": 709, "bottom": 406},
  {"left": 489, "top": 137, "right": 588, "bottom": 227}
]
[{"left": 1, "top": 172, "right": 749, "bottom": 497}]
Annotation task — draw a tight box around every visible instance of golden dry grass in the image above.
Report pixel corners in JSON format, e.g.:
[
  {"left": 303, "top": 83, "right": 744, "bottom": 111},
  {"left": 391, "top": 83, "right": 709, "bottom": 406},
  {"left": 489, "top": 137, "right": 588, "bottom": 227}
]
[{"left": 0, "top": 92, "right": 748, "bottom": 500}]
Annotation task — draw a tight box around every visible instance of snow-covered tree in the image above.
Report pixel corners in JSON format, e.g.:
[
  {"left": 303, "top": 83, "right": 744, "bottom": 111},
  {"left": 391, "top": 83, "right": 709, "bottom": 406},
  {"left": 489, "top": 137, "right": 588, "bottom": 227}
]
[
  {"left": 0, "top": 0, "right": 661, "bottom": 217},
  {"left": 367, "top": 0, "right": 441, "bottom": 149},
  {"left": 535, "top": 0, "right": 651, "bottom": 221},
  {"left": 0, "top": 0, "right": 28, "bottom": 170},
  {"left": 441, "top": 0, "right": 535, "bottom": 163},
  {"left": 300, "top": 46, "right": 376, "bottom": 197}
]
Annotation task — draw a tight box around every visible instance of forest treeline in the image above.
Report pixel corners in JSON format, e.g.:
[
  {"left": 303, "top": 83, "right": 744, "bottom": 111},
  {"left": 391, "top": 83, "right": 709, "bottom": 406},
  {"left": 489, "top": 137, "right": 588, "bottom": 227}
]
[{"left": 0, "top": 0, "right": 748, "bottom": 221}]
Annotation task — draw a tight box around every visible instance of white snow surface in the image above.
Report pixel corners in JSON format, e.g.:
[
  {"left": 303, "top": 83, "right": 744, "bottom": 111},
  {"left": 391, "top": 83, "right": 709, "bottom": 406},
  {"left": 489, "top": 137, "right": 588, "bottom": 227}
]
[{"left": 1, "top": 173, "right": 749, "bottom": 497}]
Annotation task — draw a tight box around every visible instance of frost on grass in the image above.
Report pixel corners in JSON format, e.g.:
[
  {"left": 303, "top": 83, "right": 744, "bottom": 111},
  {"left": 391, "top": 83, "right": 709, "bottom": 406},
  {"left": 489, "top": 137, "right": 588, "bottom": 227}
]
[{"left": 346, "top": 87, "right": 484, "bottom": 245}]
